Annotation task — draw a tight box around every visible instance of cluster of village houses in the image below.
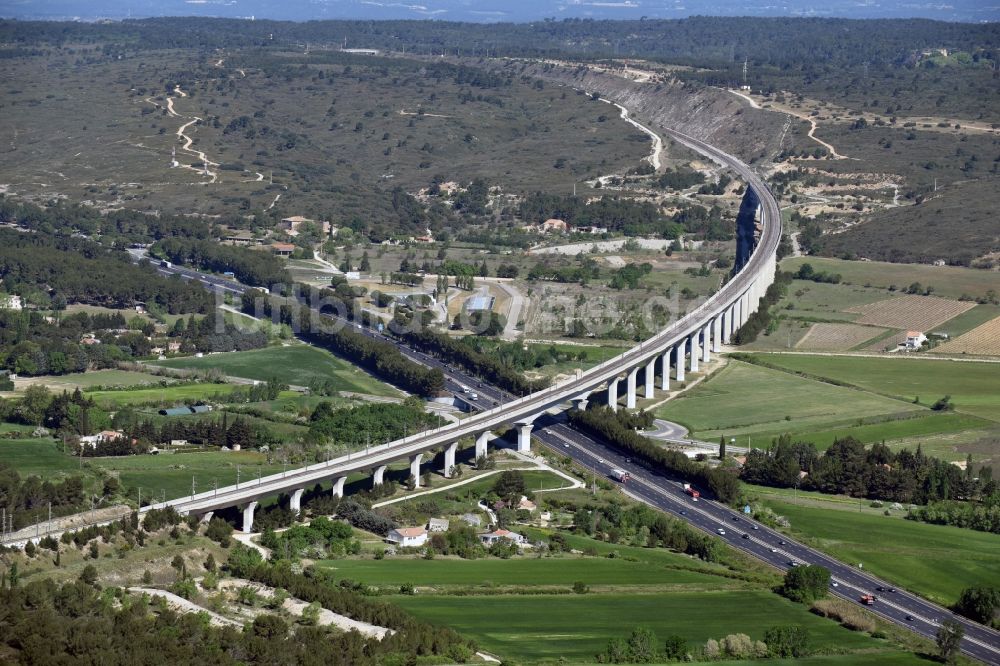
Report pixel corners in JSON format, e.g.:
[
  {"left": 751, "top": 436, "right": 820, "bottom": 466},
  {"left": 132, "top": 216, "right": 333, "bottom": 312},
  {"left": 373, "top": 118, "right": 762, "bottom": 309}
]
[{"left": 385, "top": 495, "right": 543, "bottom": 550}]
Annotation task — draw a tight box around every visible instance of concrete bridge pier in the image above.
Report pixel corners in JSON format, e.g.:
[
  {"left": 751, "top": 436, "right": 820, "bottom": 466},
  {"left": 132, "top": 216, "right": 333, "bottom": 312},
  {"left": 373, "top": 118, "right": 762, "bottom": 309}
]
[
  {"left": 289, "top": 488, "right": 304, "bottom": 516},
  {"left": 475, "top": 431, "right": 491, "bottom": 459},
  {"left": 626, "top": 367, "right": 639, "bottom": 409},
  {"left": 410, "top": 453, "right": 424, "bottom": 488},
  {"left": 515, "top": 421, "right": 534, "bottom": 453},
  {"left": 675, "top": 344, "right": 685, "bottom": 382},
  {"left": 702, "top": 323, "right": 711, "bottom": 363},
  {"left": 608, "top": 377, "right": 620, "bottom": 412},
  {"left": 332, "top": 476, "right": 346, "bottom": 498},
  {"left": 712, "top": 314, "right": 722, "bottom": 353},
  {"left": 727, "top": 302, "right": 736, "bottom": 342},
  {"left": 644, "top": 358, "right": 656, "bottom": 399},
  {"left": 199, "top": 511, "right": 214, "bottom": 524},
  {"left": 572, "top": 392, "right": 590, "bottom": 411},
  {"left": 689, "top": 335, "right": 699, "bottom": 373},
  {"left": 443, "top": 442, "right": 458, "bottom": 478},
  {"left": 242, "top": 501, "right": 258, "bottom": 534},
  {"left": 661, "top": 348, "right": 671, "bottom": 391},
  {"left": 372, "top": 465, "right": 387, "bottom": 487}
]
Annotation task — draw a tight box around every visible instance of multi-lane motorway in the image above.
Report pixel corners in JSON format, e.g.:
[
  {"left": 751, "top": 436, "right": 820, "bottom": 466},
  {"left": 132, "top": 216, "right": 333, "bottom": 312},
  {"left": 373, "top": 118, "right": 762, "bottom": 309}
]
[{"left": 143, "top": 256, "right": 1000, "bottom": 663}]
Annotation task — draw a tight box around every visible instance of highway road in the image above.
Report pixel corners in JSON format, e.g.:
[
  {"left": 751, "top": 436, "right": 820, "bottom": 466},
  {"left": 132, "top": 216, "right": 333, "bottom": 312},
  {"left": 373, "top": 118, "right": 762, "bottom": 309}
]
[{"left": 139, "top": 255, "right": 1000, "bottom": 663}]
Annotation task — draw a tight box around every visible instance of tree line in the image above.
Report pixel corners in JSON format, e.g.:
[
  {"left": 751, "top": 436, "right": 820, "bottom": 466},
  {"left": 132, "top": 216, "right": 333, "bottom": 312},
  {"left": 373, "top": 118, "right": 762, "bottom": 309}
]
[
  {"left": 309, "top": 398, "right": 439, "bottom": 447},
  {"left": 0, "top": 461, "right": 85, "bottom": 530},
  {"left": 399, "top": 327, "right": 549, "bottom": 395},
  {"left": 0, "top": 568, "right": 472, "bottom": 665},
  {"left": 742, "top": 434, "right": 998, "bottom": 509},
  {"left": 114, "top": 411, "right": 282, "bottom": 455},
  {"left": 225, "top": 546, "right": 477, "bottom": 661},
  {"left": 152, "top": 238, "right": 290, "bottom": 289},
  {"left": 0, "top": 197, "right": 212, "bottom": 245},
  {"left": 569, "top": 407, "right": 741, "bottom": 504},
  {"left": 242, "top": 288, "right": 444, "bottom": 397}
]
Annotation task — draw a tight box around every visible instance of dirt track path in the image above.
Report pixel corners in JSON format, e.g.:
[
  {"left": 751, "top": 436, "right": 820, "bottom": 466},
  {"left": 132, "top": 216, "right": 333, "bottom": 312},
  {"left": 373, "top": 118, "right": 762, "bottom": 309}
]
[
  {"left": 728, "top": 89, "right": 846, "bottom": 159},
  {"left": 165, "top": 85, "right": 218, "bottom": 183}
]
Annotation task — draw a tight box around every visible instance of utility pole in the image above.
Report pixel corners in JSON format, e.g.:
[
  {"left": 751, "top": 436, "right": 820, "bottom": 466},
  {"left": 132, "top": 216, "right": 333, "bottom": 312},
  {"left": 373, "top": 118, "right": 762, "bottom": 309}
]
[
  {"left": 138, "top": 487, "right": 141, "bottom": 509},
  {"left": 236, "top": 465, "right": 240, "bottom": 488},
  {"left": 191, "top": 476, "right": 196, "bottom": 497}
]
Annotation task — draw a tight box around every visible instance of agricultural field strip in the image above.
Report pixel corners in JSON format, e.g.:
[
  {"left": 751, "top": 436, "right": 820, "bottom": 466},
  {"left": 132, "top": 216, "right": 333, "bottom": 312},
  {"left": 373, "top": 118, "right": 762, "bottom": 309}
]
[
  {"left": 796, "top": 323, "right": 887, "bottom": 351},
  {"left": 934, "top": 315, "right": 1000, "bottom": 355},
  {"left": 845, "top": 294, "right": 975, "bottom": 332}
]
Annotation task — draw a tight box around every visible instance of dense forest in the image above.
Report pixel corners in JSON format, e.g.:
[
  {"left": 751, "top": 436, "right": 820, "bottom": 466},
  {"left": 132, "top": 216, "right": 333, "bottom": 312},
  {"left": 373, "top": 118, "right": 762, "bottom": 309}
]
[
  {"left": 0, "top": 230, "right": 212, "bottom": 314},
  {"left": 1, "top": 17, "right": 995, "bottom": 73},
  {"left": 0, "top": 198, "right": 213, "bottom": 245},
  {"left": 152, "top": 239, "right": 291, "bottom": 290}
]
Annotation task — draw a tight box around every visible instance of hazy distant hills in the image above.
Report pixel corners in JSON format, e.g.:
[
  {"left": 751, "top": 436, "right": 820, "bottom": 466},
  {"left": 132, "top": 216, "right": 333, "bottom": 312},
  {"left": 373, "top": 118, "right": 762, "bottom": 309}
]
[{"left": 2, "top": 0, "right": 997, "bottom": 23}]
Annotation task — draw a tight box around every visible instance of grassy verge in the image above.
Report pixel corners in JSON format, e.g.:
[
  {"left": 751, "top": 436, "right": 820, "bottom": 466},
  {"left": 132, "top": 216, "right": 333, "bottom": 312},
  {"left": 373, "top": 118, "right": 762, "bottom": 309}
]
[{"left": 752, "top": 486, "right": 1000, "bottom": 606}]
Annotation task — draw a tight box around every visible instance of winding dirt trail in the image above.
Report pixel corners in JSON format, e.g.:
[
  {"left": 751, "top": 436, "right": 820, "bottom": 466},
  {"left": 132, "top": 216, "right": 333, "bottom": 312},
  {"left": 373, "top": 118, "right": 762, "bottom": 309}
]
[
  {"left": 728, "top": 89, "right": 846, "bottom": 159},
  {"left": 165, "top": 85, "right": 219, "bottom": 183},
  {"left": 603, "top": 97, "right": 663, "bottom": 170}
]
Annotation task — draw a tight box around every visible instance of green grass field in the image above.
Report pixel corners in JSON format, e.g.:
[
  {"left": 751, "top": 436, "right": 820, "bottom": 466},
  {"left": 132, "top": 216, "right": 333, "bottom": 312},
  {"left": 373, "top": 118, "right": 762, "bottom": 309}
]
[
  {"left": 320, "top": 556, "right": 730, "bottom": 588},
  {"left": 752, "top": 354, "right": 1000, "bottom": 422},
  {"left": 86, "top": 382, "right": 238, "bottom": 407},
  {"left": 90, "top": 449, "right": 285, "bottom": 501},
  {"left": 931, "top": 304, "right": 1000, "bottom": 337},
  {"left": 757, "top": 491, "right": 1000, "bottom": 606},
  {"left": 742, "top": 412, "right": 992, "bottom": 453},
  {"left": 656, "top": 361, "right": 915, "bottom": 440},
  {"left": 0, "top": 438, "right": 288, "bottom": 501},
  {"left": 0, "top": 438, "right": 82, "bottom": 478},
  {"left": 392, "top": 592, "right": 890, "bottom": 663},
  {"left": 17, "top": 369, "right": 176, "bottom": 393},
  {"left": 780, "top": 281, "right": 890, "bottom": 322},
  {"left": 152, "top": 344, "right": 398, "bottom": 397},
  {"left": 780, "top": 257, "right": 998, "bottom": 301}
]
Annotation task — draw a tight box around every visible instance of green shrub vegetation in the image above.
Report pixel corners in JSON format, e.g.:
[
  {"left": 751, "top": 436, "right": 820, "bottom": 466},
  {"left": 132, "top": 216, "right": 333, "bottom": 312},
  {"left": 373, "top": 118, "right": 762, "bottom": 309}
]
[{"left": 781, "top": 565, "right": 831, "bottom": 604}]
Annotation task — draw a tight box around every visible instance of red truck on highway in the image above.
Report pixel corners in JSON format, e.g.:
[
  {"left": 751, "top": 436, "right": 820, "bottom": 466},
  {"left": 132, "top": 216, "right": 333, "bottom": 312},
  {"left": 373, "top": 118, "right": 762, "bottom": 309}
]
[{"left": 683, "top": 483, "right": 700, "bottom": 499}]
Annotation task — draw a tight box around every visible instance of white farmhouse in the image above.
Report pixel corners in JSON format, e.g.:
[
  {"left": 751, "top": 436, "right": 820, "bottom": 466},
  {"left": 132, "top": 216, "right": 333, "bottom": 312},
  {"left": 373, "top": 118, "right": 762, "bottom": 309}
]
[{"left": 386, "top": 527, "right": 428, "bottom": 548}]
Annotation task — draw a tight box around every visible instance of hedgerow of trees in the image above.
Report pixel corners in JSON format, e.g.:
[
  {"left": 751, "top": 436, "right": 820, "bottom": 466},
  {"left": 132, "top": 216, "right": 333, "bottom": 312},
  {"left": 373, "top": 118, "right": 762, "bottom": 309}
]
[{"left": 569, "top": 406, "right": 741, "bottom": 504}]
